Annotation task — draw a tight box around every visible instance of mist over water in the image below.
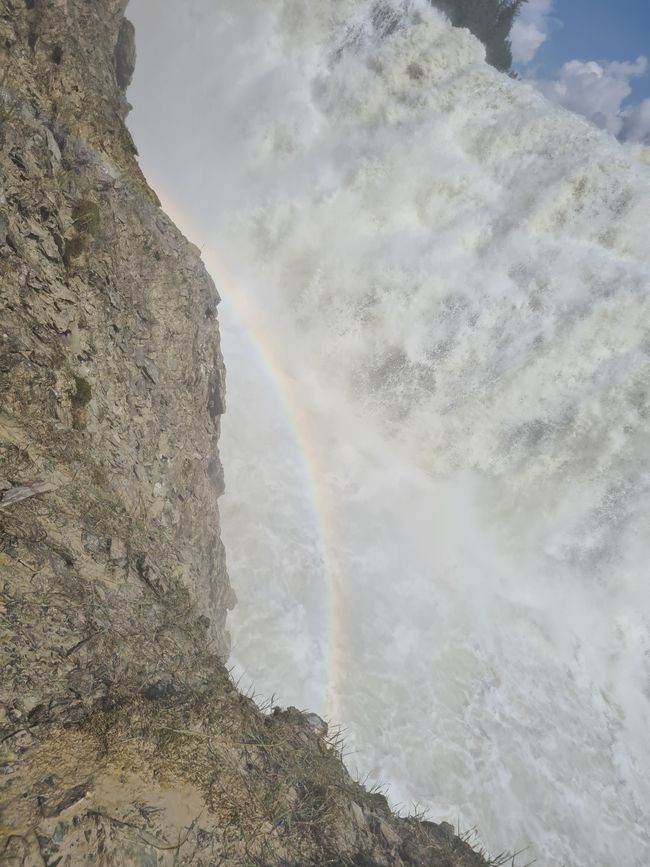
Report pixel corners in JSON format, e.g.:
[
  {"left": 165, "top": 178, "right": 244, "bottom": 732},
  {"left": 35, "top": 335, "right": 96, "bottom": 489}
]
[{"left": 128, "top": 1, "right": 650, "bottom": 864}]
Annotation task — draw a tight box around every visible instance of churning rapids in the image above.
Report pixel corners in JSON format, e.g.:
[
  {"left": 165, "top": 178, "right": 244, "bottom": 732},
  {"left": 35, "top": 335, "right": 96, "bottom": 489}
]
[{"left": 128, "top": 2, "right": 650, "bottom": 864}]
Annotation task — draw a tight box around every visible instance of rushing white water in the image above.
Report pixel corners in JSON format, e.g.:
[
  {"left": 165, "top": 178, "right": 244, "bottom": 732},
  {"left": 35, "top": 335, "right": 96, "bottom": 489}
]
[{"left": 128, "top": 2, "right": 650, "bottom": 864}]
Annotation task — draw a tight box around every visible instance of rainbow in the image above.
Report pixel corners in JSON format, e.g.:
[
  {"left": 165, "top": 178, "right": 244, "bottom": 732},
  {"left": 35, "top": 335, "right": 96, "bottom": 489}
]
[
  {"left": 204, "top": 244, "right": 346, "bottom": 723},
  {"left": 140, "top": 177, "right": 346, "bottom": 722},
  {"left": 0, "top": 74, "right": 344, "bottom": 718}
]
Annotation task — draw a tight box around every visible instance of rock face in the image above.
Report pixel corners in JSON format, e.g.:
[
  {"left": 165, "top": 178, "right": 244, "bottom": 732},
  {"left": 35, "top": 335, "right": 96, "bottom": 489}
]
[
  {"left": 0, "top": 0, "right": 234, "bottom": 715},
  {"left": 0, "top": 2, "right": 491, "bottom": 864}
]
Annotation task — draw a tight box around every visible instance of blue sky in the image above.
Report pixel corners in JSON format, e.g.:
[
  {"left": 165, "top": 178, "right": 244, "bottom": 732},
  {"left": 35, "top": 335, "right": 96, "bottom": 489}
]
[{"left": 511, "top": 0, "right": 650, "bottom": 141}]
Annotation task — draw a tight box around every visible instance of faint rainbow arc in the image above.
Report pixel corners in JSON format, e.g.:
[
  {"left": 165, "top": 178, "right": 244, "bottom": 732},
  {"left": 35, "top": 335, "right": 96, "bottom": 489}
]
[
  {"left": 0, "top": 86, "right": 346, "bottom": 715},
  {"left": 157, "top": 195, "right": 345, "bottom": 722}
]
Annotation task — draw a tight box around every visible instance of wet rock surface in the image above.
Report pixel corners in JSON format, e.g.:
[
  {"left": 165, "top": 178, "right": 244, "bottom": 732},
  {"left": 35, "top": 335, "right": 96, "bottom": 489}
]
[{"left": 0, "top": 2, "right": 491, "bottom": 864}]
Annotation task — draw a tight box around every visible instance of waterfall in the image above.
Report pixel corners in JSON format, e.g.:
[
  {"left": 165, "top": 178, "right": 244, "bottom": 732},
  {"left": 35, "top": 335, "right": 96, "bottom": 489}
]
[{"left": 128, "top": 2, "right": 650, "bottom": 863}]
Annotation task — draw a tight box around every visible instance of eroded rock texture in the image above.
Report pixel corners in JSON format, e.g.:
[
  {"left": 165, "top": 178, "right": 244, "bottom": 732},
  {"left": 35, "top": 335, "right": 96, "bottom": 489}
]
[
  {"left": 0, "top": 2, "right": 491, "bottom": 864},
  {"left": 0, "top": 0, "right": 233, "bottom": 716}
]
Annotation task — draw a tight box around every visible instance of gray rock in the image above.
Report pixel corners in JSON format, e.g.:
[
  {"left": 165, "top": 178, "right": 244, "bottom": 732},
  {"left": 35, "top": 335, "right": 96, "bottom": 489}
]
[
  {"left": 1, "top": 0, "right": 232, "bottom": 775},
  {"left": 304, "top": 712, "right": 328, "bottom": 735},
  {"left": 51, "top": 822, "right": 68, "bottom": 843},
  {"left": 141, "top": 677, "right": 176, "bottom": 701},
  {"left": 350, "top": 800, "right": 366, "bottom": 832},
  {"left": 113, "top": 18, "right": 136, "bottom": 90},
  {"left": 108, "top": 536, "right": 127, "bottom": 562},
  {"left": 39, "top": 784, "right": 89, "bottom": 818},
  {"left": 142, "top": 359, "right": 160, "bottom": 384},
  {"left": 438, "top": 820, "right": 456, "bottom": 841},
  {"left": 0, "top": 480, "right": 56, "bottom": 510},
  {"left": 45, "top": 128, "right": 61, "bottom": 163}
]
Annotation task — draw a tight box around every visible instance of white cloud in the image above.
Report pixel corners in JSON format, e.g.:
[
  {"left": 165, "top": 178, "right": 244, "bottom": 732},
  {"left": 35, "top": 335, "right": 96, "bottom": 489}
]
[
  {"left": 621, "top": 97, "right": 650, "bottom": 143},
  {"left": 532, "top": 56, "right": 650, "bottom": 142},
  {"left": 510, "top": 0, "right": 557, "bottom": 65}
]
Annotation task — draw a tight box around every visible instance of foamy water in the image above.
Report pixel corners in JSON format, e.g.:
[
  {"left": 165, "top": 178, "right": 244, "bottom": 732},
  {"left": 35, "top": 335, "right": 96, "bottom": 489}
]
[{"left": 128, "top": 2, "right": 650, "bottom": 864}]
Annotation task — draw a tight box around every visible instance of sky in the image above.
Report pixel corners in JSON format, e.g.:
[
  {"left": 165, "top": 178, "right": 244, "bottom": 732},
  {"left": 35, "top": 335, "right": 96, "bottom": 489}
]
[{"left": 511, "top": 0, "right": 650, "bottom": 142}]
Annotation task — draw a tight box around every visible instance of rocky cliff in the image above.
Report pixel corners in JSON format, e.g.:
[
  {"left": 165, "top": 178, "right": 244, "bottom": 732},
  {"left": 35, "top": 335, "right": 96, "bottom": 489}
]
[{"left": 0, "top": 2, "right": 492, "bottom": 864}]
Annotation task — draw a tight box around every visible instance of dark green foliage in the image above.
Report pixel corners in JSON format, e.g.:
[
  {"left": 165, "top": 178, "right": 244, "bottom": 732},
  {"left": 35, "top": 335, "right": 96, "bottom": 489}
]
[
  {"left": 63, "top": 234, "right": 85, "bottom": 263},
  {"left": 71, "top": 375, "right": 92, "bottom": 430},
  {"left": 64, "top": 199, "right": 101, "bottom": 265},
  {"left": 73, "top": 375, "right": 92, "bottom": 408},
  {"left": 429, "top": 0, "right": 527, "bottom": 71},
  {"left": 71, "top": 198, "right": 100, "bottom": 236}
]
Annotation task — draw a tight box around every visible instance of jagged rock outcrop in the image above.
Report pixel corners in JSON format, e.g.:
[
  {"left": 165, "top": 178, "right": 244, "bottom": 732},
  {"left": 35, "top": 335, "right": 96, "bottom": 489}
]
[
  {"left": 0, "top": 2, "right": 491, "bottom": 864},
  {"left": 1, "top": 0, "right": 233, "bottom": 735}
]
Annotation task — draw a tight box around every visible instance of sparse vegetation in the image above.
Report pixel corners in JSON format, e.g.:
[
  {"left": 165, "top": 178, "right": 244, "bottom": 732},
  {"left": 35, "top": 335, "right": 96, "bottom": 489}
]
[
  {"left": 63, "top": 233, "right": 85, "bottom": 262},
  {"left": 70, "top": 374, "right": 92, "bottom": 429},
  {"left": 72, "top": 375, "right": 92, "bottom": 407},
  {"left": 71, "top": 198, "right": 101, "bottom": 236},
  {"left": 64, "top": 199, "right": 101, "bottom": 264}
]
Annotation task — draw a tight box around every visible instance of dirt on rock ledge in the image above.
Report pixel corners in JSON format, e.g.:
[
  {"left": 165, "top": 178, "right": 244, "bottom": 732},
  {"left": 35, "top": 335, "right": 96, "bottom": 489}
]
[{"left": 0, "top": 2, "right": 491, "bottom": 864}]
